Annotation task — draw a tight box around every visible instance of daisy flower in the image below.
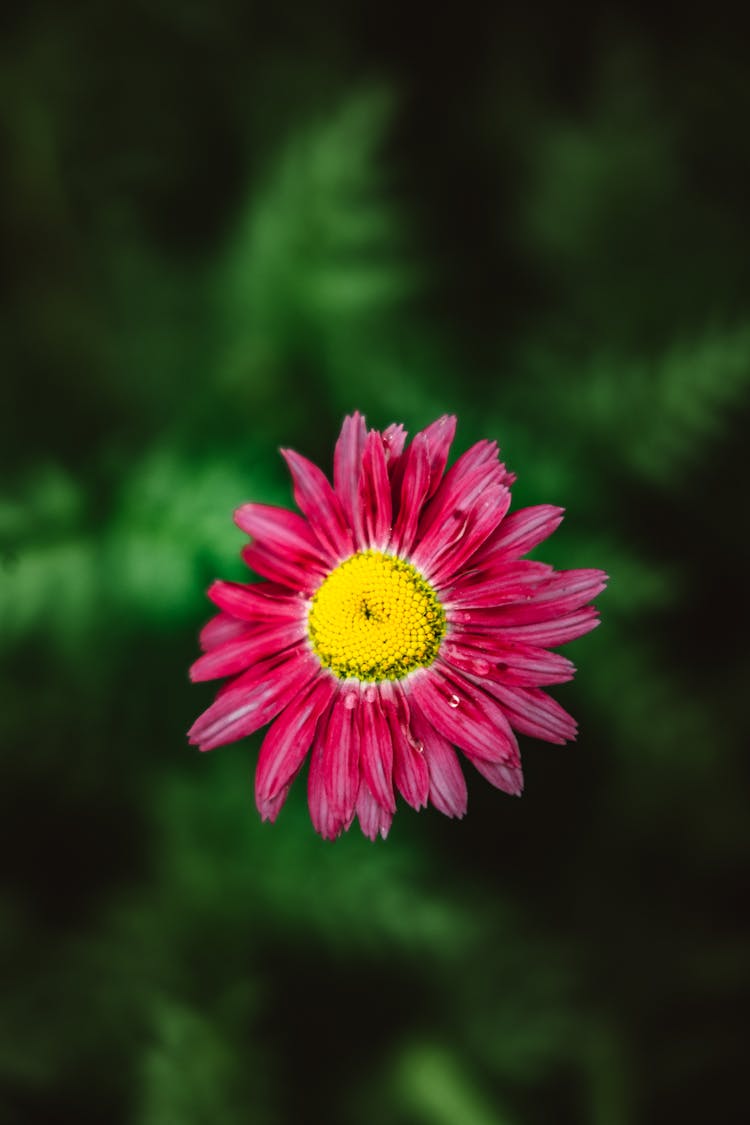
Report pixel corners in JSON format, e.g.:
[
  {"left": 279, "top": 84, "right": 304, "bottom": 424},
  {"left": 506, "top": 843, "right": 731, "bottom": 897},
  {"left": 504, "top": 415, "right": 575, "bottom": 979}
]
[{"left": 189, "top": 414, "right": 607, "bottom": 840}]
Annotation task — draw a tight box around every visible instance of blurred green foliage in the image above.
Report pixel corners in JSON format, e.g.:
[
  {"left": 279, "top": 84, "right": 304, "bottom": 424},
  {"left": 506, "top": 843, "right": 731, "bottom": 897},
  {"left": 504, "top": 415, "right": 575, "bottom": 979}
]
[{"left": 2, "top": 5, "right": 749, "bottom": 1123}]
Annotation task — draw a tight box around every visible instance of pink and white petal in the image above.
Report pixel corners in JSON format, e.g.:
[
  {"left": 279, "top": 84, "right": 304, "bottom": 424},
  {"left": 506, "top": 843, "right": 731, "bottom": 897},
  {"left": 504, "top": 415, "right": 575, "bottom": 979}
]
[
  {"left": 408, "top": 663, "right": 520, "bottom": 765},
  {"left": 418, "top": 439, "right": 501, "bottom": 538},
  {"left": 390, "top": 433, "right": 432, "bottom": 557},
  {"left": 255, "top": 673, "right": 337, "bottom": 807},
  {"left": 333, "top": 412, "right": 367, "bottom": 529},
  {"left": 358, "top": 431, "right": 392, "bottom": 550},
  {"left": 208, "top": 580, "right": 307, "bottom": 625},
  {"left": 188, "top": 650, "right": 319, "bottom": 751},
  {"left": 382, "top": 423, "right": 407, "bottom": 465},
  {"left": 234, "top": 502, "right": 333, "bottom": 566},
  {"left": 359, "top": 693, "right": 396, "bottom": 813},
  {"left": 441, "top": 638, "right": 575, "bottom": 686},
  {"left": 470, "top": 504, "right": 565, "bottom": 567},
  {"left": 199, "top": 613, "right": 256, "bottom": 652},
  {"left": 471, "top": 757, "right": 524, "bottom": 797},
  {"left": 381, "top": 683, "right": 429, "bottom": 811},
  {"left": 308, "top": 713, "right": 347, "bottom": 840},
  {"left": 409, "top": 703, "right": 467, "bottom": 818},
  {"left": 281, "top": 447, "right": 354, "bottom": 560},
  {"left": 476, "top": 569, "right": 608, "bottom": 626},
  {"left": 411, "top": 462, "right": 508, "bottom": 576},
  {"left": 356, "top": 778, "right": 393, "bottom": 841},
  {"left": 443, "top": 561, "right": 554, "bottom": 607},
  {"left": 241, "top": 543, "right": 323, "bottom": 594},
  {"left": 418, "top": 414, "right": 457, "bottom": 499},
  {"left": 484, "top": 683, "right": 578, "bottom": 744},
  {"left": 428, "top": 482, "right": 512, "bottom": 587},
  {"left": 492, "top": 607, "right": 601, "bottom": 647},
  {"left": 190, "top": 620, "right": 306, "bottom": 681},
  {"left": 256, "top": 786, "right": 289, "bottom": 824},
  {"left": 322, "top": 692, "right": 361, "bottom": 824}
]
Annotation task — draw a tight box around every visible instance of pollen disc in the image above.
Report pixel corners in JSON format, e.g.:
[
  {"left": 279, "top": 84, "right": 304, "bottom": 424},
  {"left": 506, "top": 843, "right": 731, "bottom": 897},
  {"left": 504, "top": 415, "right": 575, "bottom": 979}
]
[{"left": 308, "top": 551, "right": 446, "bottom": 682}]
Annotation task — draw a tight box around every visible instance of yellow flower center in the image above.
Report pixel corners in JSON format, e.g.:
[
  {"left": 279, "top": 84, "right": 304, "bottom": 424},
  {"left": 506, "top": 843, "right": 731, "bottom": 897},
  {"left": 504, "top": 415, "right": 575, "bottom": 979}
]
[{"left": 308, "top": 551, "right": 446, "bottom": 682}]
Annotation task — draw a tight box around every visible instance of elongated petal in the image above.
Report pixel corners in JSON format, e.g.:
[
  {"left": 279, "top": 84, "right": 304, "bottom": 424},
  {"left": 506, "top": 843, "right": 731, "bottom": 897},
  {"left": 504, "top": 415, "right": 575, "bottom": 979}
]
[
  {"left": 471, "top": 504, "right": 565, "bottom": 566},
  {"left": 359, "top": 692, "right": 396, "bottom": 813},
  {"left": 255, "top": 673, "right": 337, "bottom": 807},
  {"left": 408, "top": 664, "right": 520, "bottom": 765},
  {"left": 469, "top": 569, "right": 608, "bottom": 626},
  {"left": 382, "top": 423, "right": 407, "bottom": 465},
  {"left": 381, "top": 683, "right": 429, "bottom": 811},
  {"left": 471, "top": 757, "right": 524, "bottom": 796},
  {"left": 417, "top": 439, "right": 502, "bottom": 540},
  {"left": 441, "top": 638, "right": 575, "bottom": 686},
  {"left": 359, "top": 431, "right": 392, "bottom": 550},
  {"left": 234, "top": 502, "right": 333, "bottom": 565},
  {"left": 241, "top": 543, "right": 322, "bottom": 594},
  {"left": 323, "top": 692, "right": 361, "bottom": 823},
  {"left": 390, "top": 433, "right": 432, "bottom": 556},
  {"left": 356, "top": 778, "right": 393, "bottom": 840},
  {"left": 334, "top": 412, "right": 367, "bottom": 529},
  {"left": 409, "top": 703, "right": 467, "bottom": 817},
  {"left": 281, "top": 447, "right": 354, "bottom": 560},
  {"left": 208, "top": 580, "right": 307, "bottom": 624},
  {"left": 428, "top": 483, "right": 512, "bottom": 586},
  {"left": 443, "top": 561, "right": 554, "bottom": 607},
  {"left": 190, "top": 621, "right": 306, "bottom": 682},
  {"left": 308, "top": 710, "right": 347, "bottom": 840},
  {"left": 484, "top": 683, "right": 578, "bottom": 744},
  {"left": 188, "top": 650, "right": 318, "bottom": 751},
  {"left": 491, "top": 607, "right": 601, "bottom": 647},
  {"left": 199, "top": 613, "right": 256, "bottom": 652},
  {"left": 419, "top": 414, "right": 457, "bottom": 499}
]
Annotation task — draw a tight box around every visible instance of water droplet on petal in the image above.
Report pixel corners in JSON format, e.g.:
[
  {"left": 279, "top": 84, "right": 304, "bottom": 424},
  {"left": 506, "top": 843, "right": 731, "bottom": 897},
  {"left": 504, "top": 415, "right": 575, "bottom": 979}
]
[
  {"left": 473, "top": 659, "right": 490, "bottom": 676},
  {"left": 413, "top": 740, "right": 424, "bottom": 753},
  {"left": 448, "top": 694, "right": 460, "bottom": 709},
  {"left": 343, "top": 691, "right": 358, "bottom": 710},
  {"left": 364, "top": 685, "right": 377, "bottom": 703}
]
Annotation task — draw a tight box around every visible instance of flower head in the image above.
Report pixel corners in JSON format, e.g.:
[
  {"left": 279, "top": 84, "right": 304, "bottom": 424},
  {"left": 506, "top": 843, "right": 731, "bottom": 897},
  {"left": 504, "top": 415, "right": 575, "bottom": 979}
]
[{"left": 189, "top": 414, "right": 607, "bottom": 840}]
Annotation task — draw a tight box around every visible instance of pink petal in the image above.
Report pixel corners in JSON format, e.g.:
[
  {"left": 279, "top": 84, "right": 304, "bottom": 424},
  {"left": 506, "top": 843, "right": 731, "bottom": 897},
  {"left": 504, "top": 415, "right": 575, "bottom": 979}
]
[
  {"left": 441, "top": 638, "right": 575, "bottom": 686},
  {"left": 234, "top": 502, "right": 333, "bottom": 566},
  {"left": 417, "top": 438, "right": 502, "bottom": 540},
  {"left": 356, "top": 778, "right": 393, "bottom": 841},
  {"left": 190, "top": 621, "right": 306, "bottom": 682},
  {"left": 255, "top": 786, "right": 288, "bottom": 824},
  {"left": 307, "top": 713, "right": 348, "bottom": 840},
  {"left": 359, "top": 692, "right": 396, "bottom": 813},
  {"left": 389, "top": 433, "right": 431, "bottom": 556},
  {"left": 483, "top": 683, "right": 578, "bottom": 744},
  {"left": 199, "top": 613, "right": 256, "bottom": 652},
  {"left": 492, "top": 607, "right": 601, "bottom": 647},
  {"left": 381, "top": 683, "right": 429, "bottom": 811},
  {"left": 382, "top": 423, "right": 407, "bottom": 465},
  {"left": 408, "top": 663, "right": 520, "bottom": 765},
  {"left": 188, "top": 650, "right": 318, "bottom": 751},
  {"left": 443, "top": 560, "right": 554, "bottom": 607},
  {"left": 281, "top": 447, "right": 354, "bottom": 561},
  {"left": 409, "top": 703, "right": 467, "bottom": 817},
  {"left": 240, "top": 543, "right": 322, "bottom": 594},
  {"left": 358, "top": 431, "right": 392, "bottom": 550},
  {"left": 418, "top": 414, "right": 457, "bottom": 499},
  {"left": 470, "top": 569, "right": 608, "bottom": 626},
  {"left": 322, "top": 692, "right": 361, "bottom": 823},
  {"left": 333, "top": 412, "right": 367, "bottom": 529},
  {"left": 471, "top": 757, "right": 524, "bottom": 796},
  {"left": 471, "top": 504, "right": 565, "bottom": 566},
  {"left": 208, "top": 580, "right": 307, "bottom": 624},
  {"left": 428, "top": 482, "right": 512, "bottom": 587},
  {"left": 255, "top": 673, "right": 337, "bottom": 808}
]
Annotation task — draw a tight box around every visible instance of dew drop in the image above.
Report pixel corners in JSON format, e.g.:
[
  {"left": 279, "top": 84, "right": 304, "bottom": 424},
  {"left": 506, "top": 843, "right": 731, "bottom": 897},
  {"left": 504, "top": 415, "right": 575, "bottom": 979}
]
[
  {"left": 473, "top": 659, "right": 490, "bottom": 676},
  {"left": 413, "top": 740, "right": 424, "bottom": 753},
  {"left": 364, "top": 685, "right": 377, "bottom": 703},
  {"left": 448, "top": 693, "right": 460, "bottom": 709},
  {"left": 343, "top": 692, "right": 358, "bottom": 710}
]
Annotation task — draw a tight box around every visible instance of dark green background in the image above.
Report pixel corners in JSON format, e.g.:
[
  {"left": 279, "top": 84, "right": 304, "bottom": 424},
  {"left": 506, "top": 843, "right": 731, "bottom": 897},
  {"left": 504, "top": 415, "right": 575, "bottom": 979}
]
[{"left": 2, "top": 4, "right": 749, "bottom": 1123}]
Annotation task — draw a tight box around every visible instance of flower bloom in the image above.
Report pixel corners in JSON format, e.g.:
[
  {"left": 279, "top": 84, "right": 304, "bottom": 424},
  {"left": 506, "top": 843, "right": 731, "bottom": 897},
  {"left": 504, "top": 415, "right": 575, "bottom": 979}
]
[{"left": 189, "top": 414, "right": 607, "bottom": 840}]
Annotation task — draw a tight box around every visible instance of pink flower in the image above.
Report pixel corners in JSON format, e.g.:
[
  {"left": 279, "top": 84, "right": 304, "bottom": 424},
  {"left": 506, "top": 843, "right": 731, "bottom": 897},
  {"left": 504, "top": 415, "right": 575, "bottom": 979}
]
[{"left": 189, "top": 414, "right": 607, "bottom": 840}]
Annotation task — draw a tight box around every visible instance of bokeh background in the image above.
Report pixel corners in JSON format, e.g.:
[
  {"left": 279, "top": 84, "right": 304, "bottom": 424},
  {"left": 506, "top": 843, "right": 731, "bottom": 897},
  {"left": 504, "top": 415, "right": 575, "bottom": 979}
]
[{"left": 2, "top": 4, "right": 749, "bottom": 1123}]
